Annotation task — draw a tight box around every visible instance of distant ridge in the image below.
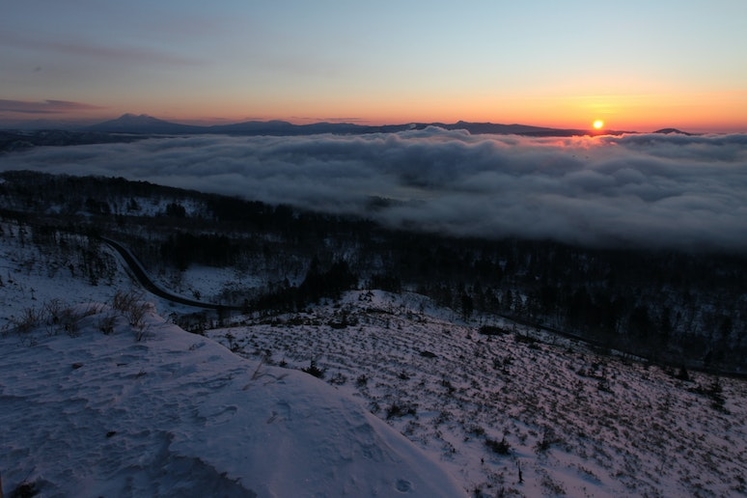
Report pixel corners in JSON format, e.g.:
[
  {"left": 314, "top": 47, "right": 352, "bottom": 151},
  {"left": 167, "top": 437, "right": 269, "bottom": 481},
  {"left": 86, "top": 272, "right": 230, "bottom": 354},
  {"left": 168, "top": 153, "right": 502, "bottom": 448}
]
[
  {"left": 84, "top": 114, "right": 633, "bottom": 137},
  {"left": 653, "top": 128, "right": 693, "bottom": 136},
  {"left": 86, "top": 113, "right": 203, "bottom": 134}
]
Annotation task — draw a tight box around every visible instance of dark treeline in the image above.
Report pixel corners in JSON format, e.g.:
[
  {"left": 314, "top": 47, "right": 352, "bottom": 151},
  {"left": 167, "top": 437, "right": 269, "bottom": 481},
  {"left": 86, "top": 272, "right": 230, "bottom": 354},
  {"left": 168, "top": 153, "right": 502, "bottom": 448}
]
[
  {"left": 253, "top": 258, "right": 358, "bottom": 312},
  {"left": 0, "top": 130, "right": 147, "bottom": 154},
  {"left": 2, "top": 170, "right": 745, "bottom": 372}
]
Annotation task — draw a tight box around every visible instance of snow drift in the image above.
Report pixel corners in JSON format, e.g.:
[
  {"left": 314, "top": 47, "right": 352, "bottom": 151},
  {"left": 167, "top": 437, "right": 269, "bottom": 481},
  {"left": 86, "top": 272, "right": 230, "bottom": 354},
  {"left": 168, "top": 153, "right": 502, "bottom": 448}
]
[{"left": 0, "top": 304, "right": 464, "bottom": 497}]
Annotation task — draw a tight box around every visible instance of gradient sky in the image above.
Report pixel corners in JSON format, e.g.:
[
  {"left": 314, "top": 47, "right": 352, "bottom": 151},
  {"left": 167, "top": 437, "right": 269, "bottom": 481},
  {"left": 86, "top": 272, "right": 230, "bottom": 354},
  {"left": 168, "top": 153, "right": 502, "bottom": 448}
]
[{"left": 1, "top": 0, "right": 746, "bottom": 132}]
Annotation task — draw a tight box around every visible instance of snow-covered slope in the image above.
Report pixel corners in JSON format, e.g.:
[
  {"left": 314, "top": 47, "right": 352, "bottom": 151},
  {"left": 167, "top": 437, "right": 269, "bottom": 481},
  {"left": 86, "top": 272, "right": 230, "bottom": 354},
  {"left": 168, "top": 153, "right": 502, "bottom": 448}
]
[
  {"left": 0, "top": 220, "right": 464, "bottom": 497},
  {"left": 208, "top": 291, "right": 747, "bottom": 497},
  {"left": 2, "top": 218, "right": 746, "bottom": 497},
  {"left": 0, "top": 305, "right": 464, "bottom": 497}
]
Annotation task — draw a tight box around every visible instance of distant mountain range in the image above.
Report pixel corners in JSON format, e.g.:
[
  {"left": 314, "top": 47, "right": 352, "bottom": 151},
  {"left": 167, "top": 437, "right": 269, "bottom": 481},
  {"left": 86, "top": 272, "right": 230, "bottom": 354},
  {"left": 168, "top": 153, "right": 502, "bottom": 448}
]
[
  {"left": 1, "top": 115, "right": 698, "bottom": 153},
  {"left": 84, "top": 113, "right": 635, "bottom": 137}
]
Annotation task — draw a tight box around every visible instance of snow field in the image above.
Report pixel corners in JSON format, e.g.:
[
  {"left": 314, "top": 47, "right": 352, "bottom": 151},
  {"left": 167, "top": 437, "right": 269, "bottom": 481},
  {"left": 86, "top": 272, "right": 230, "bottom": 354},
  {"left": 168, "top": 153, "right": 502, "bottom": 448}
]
[
  {"left": 1, "top": 222, "right": 464, "bottom": 496},
  {"left": 0, "top": 302, "right": 464, "bottom": 497},
  {"left": 2, "top": 218, "right": 746, "bottom": 497},
  {"left": 208, "top": 290, "right": 747, "bottom": 497}
]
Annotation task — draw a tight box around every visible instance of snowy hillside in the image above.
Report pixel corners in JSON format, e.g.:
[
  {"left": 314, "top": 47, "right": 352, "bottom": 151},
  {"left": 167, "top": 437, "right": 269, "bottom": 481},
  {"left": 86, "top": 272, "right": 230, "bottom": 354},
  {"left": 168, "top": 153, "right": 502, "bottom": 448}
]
[
  {"left": 0, "top": 220, "right": 464, "bottom": 496},
  {"left": 2, "top": 218, "right": 747, "bottom": 497},
  {"left": 208, "top": 292, "right": 747, "bottom": 497},
  {"left": 0, "top": 307, "right": 463, "bottom": 497}
]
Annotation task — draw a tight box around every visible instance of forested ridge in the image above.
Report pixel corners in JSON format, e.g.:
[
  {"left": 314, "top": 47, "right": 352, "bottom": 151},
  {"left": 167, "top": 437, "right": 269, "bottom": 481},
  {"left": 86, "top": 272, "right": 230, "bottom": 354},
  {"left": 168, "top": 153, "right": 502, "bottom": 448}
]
[{"left": 2, "top": 170, "right": 745, "bottom": 373}]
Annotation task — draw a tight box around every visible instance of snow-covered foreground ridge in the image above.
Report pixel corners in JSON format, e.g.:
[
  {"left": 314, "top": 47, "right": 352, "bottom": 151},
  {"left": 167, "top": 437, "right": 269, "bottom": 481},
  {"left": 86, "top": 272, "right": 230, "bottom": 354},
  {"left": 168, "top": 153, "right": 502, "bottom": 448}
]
[
  {"left": 0, "top": 304, "right": 464, "bottom": 497},
  {"left": 2, "top": 217, "right": 746, "bottom": 497},
  {"left": 210, "top": 291, "right": 747, "bottom": 498}
]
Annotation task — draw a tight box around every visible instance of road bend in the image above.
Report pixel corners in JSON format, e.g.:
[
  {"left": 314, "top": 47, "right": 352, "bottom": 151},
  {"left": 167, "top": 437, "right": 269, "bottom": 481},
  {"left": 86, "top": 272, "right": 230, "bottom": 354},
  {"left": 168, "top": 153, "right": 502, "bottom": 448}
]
[{"left": 99, "top": 236, "right": 243, "bottom": 311}]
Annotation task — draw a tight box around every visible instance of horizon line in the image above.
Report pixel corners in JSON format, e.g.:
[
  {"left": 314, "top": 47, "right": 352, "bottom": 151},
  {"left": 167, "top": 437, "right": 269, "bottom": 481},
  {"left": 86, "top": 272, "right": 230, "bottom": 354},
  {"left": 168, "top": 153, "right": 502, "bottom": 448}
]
[{"left": 1, "top": 111, "right": 744, "bottom": 135}]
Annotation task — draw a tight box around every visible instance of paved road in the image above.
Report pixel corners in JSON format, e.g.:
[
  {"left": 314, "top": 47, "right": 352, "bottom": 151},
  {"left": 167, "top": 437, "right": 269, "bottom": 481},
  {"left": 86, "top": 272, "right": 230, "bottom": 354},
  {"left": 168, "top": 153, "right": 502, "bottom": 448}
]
[{"left": 100, "top": 237, "right": 243, "bottom": 311}]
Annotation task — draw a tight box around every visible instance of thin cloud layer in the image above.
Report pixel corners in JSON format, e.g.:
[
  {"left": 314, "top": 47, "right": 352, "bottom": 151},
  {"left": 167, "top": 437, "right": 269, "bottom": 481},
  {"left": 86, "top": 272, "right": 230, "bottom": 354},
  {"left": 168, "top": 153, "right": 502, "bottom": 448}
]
[
  {"left": 0, "top": 99, "right": 103, "bottom": 115},
  {"left": 1, "top": 129, "right": 746, "bottom": 251},
  {"left": 0, "top": 31, "right": 202, "bottom": 67}
]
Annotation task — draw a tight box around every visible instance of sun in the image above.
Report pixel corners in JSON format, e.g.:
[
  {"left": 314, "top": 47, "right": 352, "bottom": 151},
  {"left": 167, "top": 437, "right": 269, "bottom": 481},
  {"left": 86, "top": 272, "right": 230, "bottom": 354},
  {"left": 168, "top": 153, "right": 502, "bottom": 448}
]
[{"left": 593, "top": 119, "right": 605, "bottom": 130}]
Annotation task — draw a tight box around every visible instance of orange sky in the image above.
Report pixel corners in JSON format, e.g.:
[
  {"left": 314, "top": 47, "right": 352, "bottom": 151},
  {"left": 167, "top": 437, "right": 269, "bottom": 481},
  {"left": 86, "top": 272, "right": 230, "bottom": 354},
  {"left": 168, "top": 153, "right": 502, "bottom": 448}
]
[
  {"left": 2, "top": 2, "right": 746, "bottom": 133},
  {"left": 164, "top": 89, "right": 746, "bottom": 133}
]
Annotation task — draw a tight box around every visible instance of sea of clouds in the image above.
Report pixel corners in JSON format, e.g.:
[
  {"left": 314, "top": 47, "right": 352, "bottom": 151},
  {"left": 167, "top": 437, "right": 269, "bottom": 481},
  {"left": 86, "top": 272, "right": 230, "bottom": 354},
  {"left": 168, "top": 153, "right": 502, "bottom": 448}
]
[{"left": 2, "top": 128, "right": 746, "bottom": 251}]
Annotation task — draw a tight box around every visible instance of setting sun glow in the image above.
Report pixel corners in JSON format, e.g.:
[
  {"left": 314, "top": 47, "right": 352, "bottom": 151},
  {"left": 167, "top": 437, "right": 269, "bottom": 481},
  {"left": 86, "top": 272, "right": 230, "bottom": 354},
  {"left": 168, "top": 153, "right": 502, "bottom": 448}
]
[{"left": 0, "top": 3, "right": 745, "bottom": 133}]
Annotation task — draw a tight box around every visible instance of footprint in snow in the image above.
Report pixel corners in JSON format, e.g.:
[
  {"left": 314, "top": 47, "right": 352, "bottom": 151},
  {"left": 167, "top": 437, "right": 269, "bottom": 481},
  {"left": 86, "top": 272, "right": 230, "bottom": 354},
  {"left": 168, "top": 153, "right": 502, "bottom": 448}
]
[{"left": 395, "top": 479, "right": 412, "bottom": 492}]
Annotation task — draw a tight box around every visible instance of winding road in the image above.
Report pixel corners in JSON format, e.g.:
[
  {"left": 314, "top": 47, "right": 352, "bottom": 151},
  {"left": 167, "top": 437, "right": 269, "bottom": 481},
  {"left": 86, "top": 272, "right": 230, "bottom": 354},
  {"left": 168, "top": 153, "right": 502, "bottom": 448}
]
[{"left": 100, "top": 236, "right": 243, "bottom": 311}]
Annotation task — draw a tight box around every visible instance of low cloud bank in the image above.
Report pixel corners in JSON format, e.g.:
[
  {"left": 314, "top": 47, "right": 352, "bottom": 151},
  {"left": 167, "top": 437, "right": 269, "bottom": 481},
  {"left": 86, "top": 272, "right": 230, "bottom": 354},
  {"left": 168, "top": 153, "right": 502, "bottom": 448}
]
[{"left": 2, "top": 128, "right": 746, "bottom": 251}]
